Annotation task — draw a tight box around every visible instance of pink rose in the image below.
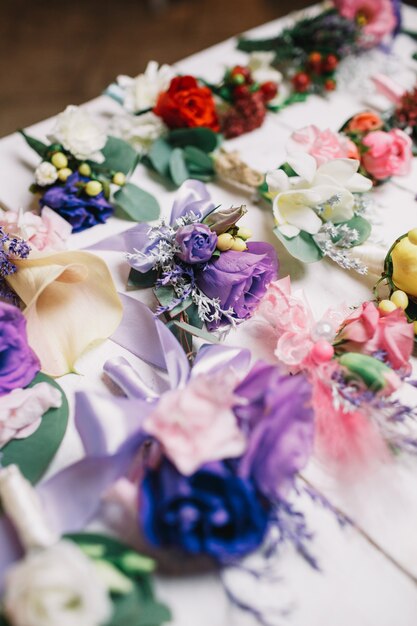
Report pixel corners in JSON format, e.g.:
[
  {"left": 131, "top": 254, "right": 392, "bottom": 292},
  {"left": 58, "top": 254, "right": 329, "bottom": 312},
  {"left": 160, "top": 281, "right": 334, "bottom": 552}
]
[
  {"left": 361, "top": 129, "right": 412, "bottom": 180},
  {"left": 143, "top": 372, "right": 246, "bottom": 475},
  {"left": 337, "top": 301, "right": 414, "bottom": 370},
  {"left": 0, "top": 207, "right": 71, "bottom": 252},
  {"left": 334, "top": 0, "right": 397, "bottom": 48},
  {"left": 0, "top": 382, "right": 62, "bottom": 447},
  {"left": 287, "top": 125, "right": 359, "bottom": 166}
]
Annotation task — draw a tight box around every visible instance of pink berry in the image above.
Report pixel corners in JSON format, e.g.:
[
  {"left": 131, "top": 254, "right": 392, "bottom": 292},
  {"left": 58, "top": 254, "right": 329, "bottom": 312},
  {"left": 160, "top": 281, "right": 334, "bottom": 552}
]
[{"left": 311, "top": 339, "right": 334, "bottom": 363}]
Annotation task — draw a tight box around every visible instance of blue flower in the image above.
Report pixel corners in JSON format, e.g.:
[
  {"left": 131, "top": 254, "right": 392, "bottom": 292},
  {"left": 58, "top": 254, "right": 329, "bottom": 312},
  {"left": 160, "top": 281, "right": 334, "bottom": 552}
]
[
  {"left": 140, "top": 459, "right": 269, "bottom": 561},
  {"left": 175, "top": 223, "right": 217, "bottom": 264},
  {"left": 40, "top": 173, "right": 113, "bottom": 233}
]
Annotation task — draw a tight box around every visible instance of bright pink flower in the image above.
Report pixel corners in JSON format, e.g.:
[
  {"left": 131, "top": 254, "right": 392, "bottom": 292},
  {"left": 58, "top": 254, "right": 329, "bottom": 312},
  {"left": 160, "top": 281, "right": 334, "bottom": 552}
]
[
  {"left": 287, "top": 125, "right": 359, "bottom": 166},
  {"left": 334, "top": 0, "right": 397, "bottom": 47},
  {"left": 0, "top": 382, "right": 62, "bottom": 447},
  {"left": 337, "top": 301, "right": 414, "bottom": 371},
  {"left": 143, "top": 372, "right": 246, "bottom": 475},
  {"left": 0, "top": 207, "right": 71, "bottom": 252},
  {"left": 361, "top": 129, "right": 412, "bottom": 180}
]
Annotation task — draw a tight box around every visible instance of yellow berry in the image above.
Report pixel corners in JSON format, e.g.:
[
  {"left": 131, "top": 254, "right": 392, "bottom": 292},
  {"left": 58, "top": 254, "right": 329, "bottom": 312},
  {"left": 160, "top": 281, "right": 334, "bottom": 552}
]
[
  {"left": 58, "top": 167, "right": 72, "bottom": 182},
  {"left": 112, "top": 172, "right": 126, "bottom": 186},
  {"left": 378, "top": 299, "right": 397, "bottom": 314},
  {"left": 85, "top": 180, "right": 103, "bottom": 197},
  {"left": 78, "top": 163, "right": 92, "bottom": 177},
  {"left": 413, "top": 321, "right": 417, "bottom": 336},
  {"left": 216, "top": 233, "right": 234, "bottom": 252},
  {"left": 237, "top": 227, "right": 252, "bottom": 241},
  {"left": 51, "top": 152, "right": 68, "bottom": 169},
  {"left": 408, "top": 228, "right": 417, "bottom": 245},
  {"left": 231, "top": 237, "right": 247, "bottom": 252},
  {"left": 390, "top": 290, "right": 409, "bottom": 310}
]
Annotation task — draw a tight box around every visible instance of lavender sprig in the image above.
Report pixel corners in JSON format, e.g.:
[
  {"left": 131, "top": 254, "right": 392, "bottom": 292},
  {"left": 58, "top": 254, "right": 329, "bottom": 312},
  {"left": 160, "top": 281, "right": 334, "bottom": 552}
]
[{"left": 0, "top": 227, "right": 30, "bottom": 303}]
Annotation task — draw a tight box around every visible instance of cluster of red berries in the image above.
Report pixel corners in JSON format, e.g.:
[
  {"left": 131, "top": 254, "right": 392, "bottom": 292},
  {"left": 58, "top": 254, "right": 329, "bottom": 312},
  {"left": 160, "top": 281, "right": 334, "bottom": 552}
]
[
  {"left": 395, "top": 86, "right": 417, "bottom": 130},
  {"left": 291, "top": 52, "right": 339, "bottom": 94},
  {"left": 227, "top": 65, "right": 279, "bottom": 104}
]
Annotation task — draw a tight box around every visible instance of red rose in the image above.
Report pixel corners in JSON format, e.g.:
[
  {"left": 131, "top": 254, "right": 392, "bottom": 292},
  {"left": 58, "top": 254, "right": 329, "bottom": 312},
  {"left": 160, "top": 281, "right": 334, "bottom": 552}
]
[{"left": 153, "top": 76, "right": 220, "bottom": 131}]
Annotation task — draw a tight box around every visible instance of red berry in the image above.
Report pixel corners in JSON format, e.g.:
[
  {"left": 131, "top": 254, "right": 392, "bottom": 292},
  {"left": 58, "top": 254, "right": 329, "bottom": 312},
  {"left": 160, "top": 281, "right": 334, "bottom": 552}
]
[
  {"left": 231, "top": 65, "right": 252, "bottom": 82},
  {"left": 324, "top": 78, "right": 336, "bottom": 91},
  {"left": 233, "top": 84, "right": 250, "bottom": 99},
  {"left": 260, "top": 81, "right": 278, "bottom": 102},
  {"left": 322, "top": 54, "right": 338, "bottom": 73},
  {"left": 308, "top": 51, "right": 322, "bottom": 73},
  {"left": 292, "top": 72, "right": 311, "bottom": 93}
]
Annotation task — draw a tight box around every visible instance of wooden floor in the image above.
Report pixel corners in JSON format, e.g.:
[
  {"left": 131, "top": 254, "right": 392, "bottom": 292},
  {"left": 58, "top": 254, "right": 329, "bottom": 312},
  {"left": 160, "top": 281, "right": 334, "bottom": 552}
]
[{"left": 0, "top": 0, "right": 314, "bottom": 138}]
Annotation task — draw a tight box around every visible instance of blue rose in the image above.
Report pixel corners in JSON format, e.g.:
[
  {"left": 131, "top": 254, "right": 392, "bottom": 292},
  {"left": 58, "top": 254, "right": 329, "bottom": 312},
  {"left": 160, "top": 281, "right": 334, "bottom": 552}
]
[
  {"left": 140, "top": 459, "right": 269, "bottom": 561},
  {"left": 175, "top": 223, "right": 217, "bottom": 264},
  {"left": 40, "top": 173, "right": 113, "bottom": 233}
]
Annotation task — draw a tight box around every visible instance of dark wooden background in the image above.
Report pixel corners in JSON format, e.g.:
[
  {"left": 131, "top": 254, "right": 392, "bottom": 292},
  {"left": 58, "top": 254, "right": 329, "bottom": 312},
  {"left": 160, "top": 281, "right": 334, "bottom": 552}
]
[{"left": 1, "top": 0, "right": 415, "bottom": 138}]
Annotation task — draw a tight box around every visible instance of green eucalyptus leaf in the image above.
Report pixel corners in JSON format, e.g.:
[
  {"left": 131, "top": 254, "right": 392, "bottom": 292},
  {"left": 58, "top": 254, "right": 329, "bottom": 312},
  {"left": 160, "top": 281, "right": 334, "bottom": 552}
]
[
  {"left": 334, "top": 215, "right": 371, "bottom": 247},
  {"left": 114, "top": 183, "right": 160, "bottom": 222},
  {"left": 169, "top": 148, "right": 189, "bottom": 186},
  {"left": 273, "top": 227, "right": 323, "bottom": 263},
  {"left": 167, "top": 127, "right": 220, "bottom": 152},
  {"left": 128, "top": 268, "right": 158, "bottom": 290},
  {"left": 183, "top": 145, "right": 214, "bottom": 172},
  {"left": 100, "top": 136, "right": 139, "bottom": 175},
  {"left": 173, "top": 320, "right": 221, "bottom": 343},
  {"left": 1, "top": 373, "right": 69, "bottom": 484},
  {"left": 19, "top": 130, "right": 49, "bottom": 159},
  {"left": 147, "top": 138, "right": 173, "bottom": 176},
  {"left": 154, "top": 286, "right": 193, "bottom": 317}
]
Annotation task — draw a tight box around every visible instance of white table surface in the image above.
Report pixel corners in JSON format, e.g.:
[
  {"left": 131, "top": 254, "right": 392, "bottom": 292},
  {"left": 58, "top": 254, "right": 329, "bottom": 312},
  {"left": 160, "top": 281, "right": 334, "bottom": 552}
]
[{"left": 2, "top": 5, "right": 417, "bottom": 625}]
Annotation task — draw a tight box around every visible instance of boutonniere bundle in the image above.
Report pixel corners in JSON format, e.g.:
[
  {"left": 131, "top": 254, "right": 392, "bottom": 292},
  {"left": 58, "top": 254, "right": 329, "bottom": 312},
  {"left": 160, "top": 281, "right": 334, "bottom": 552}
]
[
  {"left": 237, "top": 0, "right": 401, "bottom": 99},
  {"left": 21, "top": 105, "right": 160, "bottom": 233},
  {"left": 0, "top": 208, "right": 122, "bottom": 376},
  {"left": 125, "top": 180, "right": 278, "bottom": 344},
  {"left": 30, "top": 302, "right": 318, "bottom": 621},
  {"left": 0, "top": 465, "right": 170, "bottom": 626},
  {"left": 264, "top": 150, "right": 373, "bottom": 270},
  {"left": 251, "top": 276, "right": 416, "bottom": 469},
  {"left": 0, "top": 302, "right": 68, "bottom": 484}
]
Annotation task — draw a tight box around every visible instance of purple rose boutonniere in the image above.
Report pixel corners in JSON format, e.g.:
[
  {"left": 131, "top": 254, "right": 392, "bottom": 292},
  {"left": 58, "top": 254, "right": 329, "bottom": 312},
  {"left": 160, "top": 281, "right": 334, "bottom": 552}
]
[{"left": 125, "top": 180, "right": 279, "bottom": 342}]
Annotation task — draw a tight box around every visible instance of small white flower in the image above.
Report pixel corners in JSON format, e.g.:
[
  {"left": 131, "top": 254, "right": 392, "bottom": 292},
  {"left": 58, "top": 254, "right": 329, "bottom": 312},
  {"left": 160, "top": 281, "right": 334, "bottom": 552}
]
[
  {"left": 48, "top": 105, "right": 107, "bottom": 163},
  {"left": 4, "top": 540, "right": 112, "bottom": 626},
  {"left": 117, "top": 60, "right": 175, "bottom": 113},
  {"left": 35, "top": 161, "right": 58, "bottom": 187},
  {"left": 248, "top": 52, "right": 283, "bottom": 86},
  {"left": 266, "top": 153, "right": 372, "bottom": 238},
  {"left": 110, "top": 111, "right": 167, "bottom": 154}
]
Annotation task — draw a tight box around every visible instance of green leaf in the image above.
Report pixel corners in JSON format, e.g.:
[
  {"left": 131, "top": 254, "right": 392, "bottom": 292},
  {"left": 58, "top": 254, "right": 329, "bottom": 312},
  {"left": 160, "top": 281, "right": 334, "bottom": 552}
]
[
  {"left": 19, "top": 130, "right": 49, "bottom": 159},
  {"left": 183, "top": 145, "right": 214, "bottom": 172},
  {"left": 128, "top": 268, "right": 158, "bottom": 289},
  {"left": 184, "top": 303, "right": 204, "bottom": 329},
  {"left": 154, "top": 286, "right": 193, "bottom": 317},
  {"left": 100, "top": 136, "right": 139, "bottom": 175},
  {"left": 335, "top": 215, "right": 371, "bottom": 247},
  {"left": 167, "top": 127, "right": 220, "bottom": 153},
  {"left": 169, "top": 148, "right": 189, "bottom": 186},
  {"left": 1, "top": 373, "right": 69, "bottom": 484},
  {"left": 173, "top": 320, "right": 220, "bottom": 343},
  {"left": 114, "top": 183, "right": 160, "bottom": 222},
  {"left": 273, "top": 227, "right": 323, "bottom": 263},
  {"left": 147, "top": 138, "right": 173, "bottom": 177}
]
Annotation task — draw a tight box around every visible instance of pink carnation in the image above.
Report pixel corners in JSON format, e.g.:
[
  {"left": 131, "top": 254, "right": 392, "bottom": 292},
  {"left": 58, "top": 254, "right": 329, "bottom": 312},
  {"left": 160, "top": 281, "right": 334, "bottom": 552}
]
[
  {"left": 337, "top": 301, "right": 414, "bottom": 371},
  {"left": 361, "top": 129, "right": 412, "bottom": 181},
  {"left": 0, "top": 382, "right": 62, "bottom": 447},
  {"left": 0, "top": 206, "right": 71, "bottom": 252},
  {"left": 334, "top": 0, "right": 397, "bottom": 47},
  {"left": 143, "top": 372, "right": 246, "bottom": 475},
  {"left": 287, "top": 125, "right": 359, "bottom": 166}
]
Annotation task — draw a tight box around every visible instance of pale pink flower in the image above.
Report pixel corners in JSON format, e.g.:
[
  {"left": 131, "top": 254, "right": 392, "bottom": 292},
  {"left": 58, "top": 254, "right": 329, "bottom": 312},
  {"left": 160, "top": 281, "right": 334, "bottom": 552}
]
[
  {"left": 334, "top": 0, "right": 397, "bottom": 48},
  {"left": 0, "top": 207, "right": 71, "bottom": 252},
  {"left": 287, "top": 125, "right": 359, "bottom": 167},
  {"left": 0, "top": 382, "right": 62, "bottom": 447},
  {"left": 144, "top": 372, "right": 246, "bottom": 475},
  {"left": 361, "top": 129, "right": 412, "bottom": 180}
]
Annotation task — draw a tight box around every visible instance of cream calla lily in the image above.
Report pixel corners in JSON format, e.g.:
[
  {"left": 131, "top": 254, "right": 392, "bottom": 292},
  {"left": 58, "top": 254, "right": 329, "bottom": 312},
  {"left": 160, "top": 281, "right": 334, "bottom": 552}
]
[
  {"left": 266, "top": 153, "right": 372, "bottom": 239},
  {"left": 6, "top": 251, "right": 123, "bottom": 377}
]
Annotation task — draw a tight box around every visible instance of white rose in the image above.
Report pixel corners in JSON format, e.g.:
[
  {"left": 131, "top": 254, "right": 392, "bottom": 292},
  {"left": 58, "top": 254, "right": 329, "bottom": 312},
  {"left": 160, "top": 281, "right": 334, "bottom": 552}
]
[
  {"left": 110, "top": 111, "right": 167, "bottom": 153},
  {"left": 4, "top": 541, "right": 112, "bottom": 626},
  {"left": 48, "top": 105, "right": 107, "bottom": 163},
  {"left": 117, "top": 60, "right": 175, "bottom": 113},
  {"left": 35, "top": 162, "right": 58, "bottom": 187}
]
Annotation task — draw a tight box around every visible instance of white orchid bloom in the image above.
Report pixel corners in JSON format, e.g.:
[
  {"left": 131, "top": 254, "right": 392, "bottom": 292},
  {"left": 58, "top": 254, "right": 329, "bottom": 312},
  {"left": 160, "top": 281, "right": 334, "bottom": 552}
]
[{"left": 266, "top": 153, "right": 372, "bottom": 239}]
